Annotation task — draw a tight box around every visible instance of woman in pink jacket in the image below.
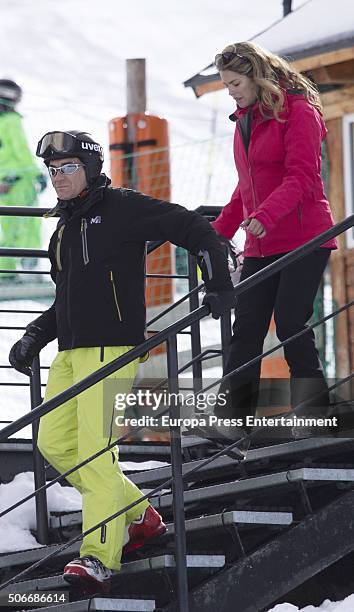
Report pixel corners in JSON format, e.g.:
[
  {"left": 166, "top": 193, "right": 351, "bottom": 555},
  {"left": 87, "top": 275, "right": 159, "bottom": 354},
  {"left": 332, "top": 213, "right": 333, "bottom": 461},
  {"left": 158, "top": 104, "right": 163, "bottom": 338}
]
[{"left": 212, "top": 42, "right": 336, "bottom": 438}]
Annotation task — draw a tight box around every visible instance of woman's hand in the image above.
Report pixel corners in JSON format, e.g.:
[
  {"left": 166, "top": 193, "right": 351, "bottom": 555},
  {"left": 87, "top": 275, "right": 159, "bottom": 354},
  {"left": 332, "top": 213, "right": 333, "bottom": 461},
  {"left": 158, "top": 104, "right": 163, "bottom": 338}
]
[{"left": 241, "top": 218, "right": 266, "bottom": 238}]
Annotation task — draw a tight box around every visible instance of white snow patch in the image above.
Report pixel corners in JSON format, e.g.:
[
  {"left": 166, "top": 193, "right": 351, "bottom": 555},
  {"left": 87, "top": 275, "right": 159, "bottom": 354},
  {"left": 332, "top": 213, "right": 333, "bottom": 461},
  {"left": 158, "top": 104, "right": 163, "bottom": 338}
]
[
  {"left": 0, "top": 464, "right": 168, "bottom": 553},
  {"left": 119, "top": 460, "right": 169, "bottom": 472},
  {"left": 0, "top": 472, "right": 81, "bottom": 553},
  {"left": 268, "top": 594, "right": 354, "bottom": 611},
  {"left": 254, "top": 0, "right": 354, "bottom": 56}
]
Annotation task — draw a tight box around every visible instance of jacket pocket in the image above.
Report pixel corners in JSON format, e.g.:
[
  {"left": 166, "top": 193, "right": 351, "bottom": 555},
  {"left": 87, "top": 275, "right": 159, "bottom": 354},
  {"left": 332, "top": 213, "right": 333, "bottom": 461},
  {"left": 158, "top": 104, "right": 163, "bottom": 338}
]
[
  {"left": 110, "top": 270, "right": 122, "bottom": 321},
  {"left": 81, "top": 218, "right": 89, "bottom": 265},
  {"left": 297, "top": 205, "right": 303, "bottom": 231}
]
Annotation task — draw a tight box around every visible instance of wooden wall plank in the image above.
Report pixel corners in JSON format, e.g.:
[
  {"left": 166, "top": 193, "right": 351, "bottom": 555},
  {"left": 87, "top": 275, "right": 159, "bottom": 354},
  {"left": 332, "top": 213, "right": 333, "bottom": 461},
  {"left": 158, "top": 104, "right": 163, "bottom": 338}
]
[{"left": 326, "top": 117, "right": 351, "bottom": 376}]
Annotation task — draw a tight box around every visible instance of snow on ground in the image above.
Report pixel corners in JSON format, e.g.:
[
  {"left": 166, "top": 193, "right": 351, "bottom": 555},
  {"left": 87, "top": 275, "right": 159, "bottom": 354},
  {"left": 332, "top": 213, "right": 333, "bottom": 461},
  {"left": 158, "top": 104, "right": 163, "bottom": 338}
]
[
  {"left": 0, "top": 462, "right": 169, "bottom": 553},
  {"left": 268, "top": 594, "right": 354, "bottom": 611},
  {"left": 0, "top": 472, "right": 81, "bottom": 553}
]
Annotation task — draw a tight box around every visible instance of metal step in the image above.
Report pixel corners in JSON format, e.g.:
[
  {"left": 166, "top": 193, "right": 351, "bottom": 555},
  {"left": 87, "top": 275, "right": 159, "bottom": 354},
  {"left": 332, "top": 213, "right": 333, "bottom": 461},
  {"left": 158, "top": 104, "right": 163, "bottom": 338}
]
[
  {"left": 0, "top": 437, "right": 214, "bottom": 482},
  {"left": 47, "top": 440, "right": 354, "bottom": 535},
  {"left": 164, "top": 510, "right": 293, "bottom": 537},
  {"left": 50, "top": 512, "right": 82, "bottom": 530},
  {"left": 128, "top": 437, "right": 354, "bottom": 488},
  {"left": 50, "top": 506, "right": 293, "bottom": 534},
  {"left": 2, "top": 555, "right": 224, "bottom": 611},
  {"left": 50, "top": 465, "right": 351, "bottom": 531},
  {"left": 0, "top": 542, "right": 81, "bottom": 571},
  {"left": 26, "top": 597, "right": 156, "bottom": 611},
  {"left": 118, "top": 438, "right": 213, "bottom": 457},
  {"left": 0, "top": 553, "right": 224, "bottom": 589},
  {"left": 0, "top": 572, "right": 66, "bottom": 594},
  {"left": 152, "top": 467, "right": 354, "bottom": 510}
]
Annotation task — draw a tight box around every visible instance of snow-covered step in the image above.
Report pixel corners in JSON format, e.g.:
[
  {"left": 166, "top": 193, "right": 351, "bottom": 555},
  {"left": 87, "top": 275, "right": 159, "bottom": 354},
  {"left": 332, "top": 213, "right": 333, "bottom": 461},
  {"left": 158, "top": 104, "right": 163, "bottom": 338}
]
[{"left": 27, "top": 598, "right": 156, "bottom": 611}]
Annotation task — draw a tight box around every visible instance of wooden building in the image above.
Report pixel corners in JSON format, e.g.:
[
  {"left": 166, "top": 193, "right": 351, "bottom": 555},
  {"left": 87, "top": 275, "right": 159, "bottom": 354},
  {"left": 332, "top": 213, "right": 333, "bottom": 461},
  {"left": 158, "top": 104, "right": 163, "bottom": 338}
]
[{"left": 184, "top": 0, "right": 354, "bottom": 383}]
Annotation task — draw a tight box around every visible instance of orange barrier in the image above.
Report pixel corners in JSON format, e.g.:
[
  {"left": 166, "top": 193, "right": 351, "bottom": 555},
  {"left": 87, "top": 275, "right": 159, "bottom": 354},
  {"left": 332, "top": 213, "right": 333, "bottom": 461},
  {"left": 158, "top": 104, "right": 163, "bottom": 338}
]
[
  {"left": 260, "top": 316, "right": 289, "bottom": 378},
  {"left": 109, "top": 114, "right": 173, "bottom": 357}
]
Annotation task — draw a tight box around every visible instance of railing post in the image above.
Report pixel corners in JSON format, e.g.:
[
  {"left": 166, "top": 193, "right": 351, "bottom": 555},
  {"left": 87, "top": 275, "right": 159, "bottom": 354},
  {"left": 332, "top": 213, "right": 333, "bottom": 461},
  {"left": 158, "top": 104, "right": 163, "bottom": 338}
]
[
  {"left": 188, "top": 253, "right": 202, "bottom": 391},
  {"left": 30, "top": 355, "right": 49, "bottom": 544},
  {"left": 167, "top": 334, "right": 189, "bottom": 612},
  {"left": 220, "top": 310, "right": 232, "bottom": 371}
]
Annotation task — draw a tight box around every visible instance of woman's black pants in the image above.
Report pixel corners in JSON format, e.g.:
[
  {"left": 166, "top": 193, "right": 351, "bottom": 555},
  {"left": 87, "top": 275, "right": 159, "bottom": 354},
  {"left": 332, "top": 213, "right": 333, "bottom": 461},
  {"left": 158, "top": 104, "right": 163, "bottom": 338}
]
[{"left": 216, "top": 248, "right": 331, "bottom": 422}]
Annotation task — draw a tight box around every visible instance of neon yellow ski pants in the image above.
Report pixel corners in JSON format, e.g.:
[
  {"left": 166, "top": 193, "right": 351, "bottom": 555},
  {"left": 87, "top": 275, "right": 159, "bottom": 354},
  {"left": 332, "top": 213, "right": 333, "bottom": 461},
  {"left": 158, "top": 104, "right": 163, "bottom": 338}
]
[{"left": 37, "top": 346, "right": 149, "bottom": 570}]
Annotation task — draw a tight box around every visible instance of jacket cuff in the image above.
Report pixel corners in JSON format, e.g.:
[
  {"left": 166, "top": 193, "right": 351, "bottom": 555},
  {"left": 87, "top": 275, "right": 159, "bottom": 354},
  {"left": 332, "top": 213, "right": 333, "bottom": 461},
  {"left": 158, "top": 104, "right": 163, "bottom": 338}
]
[
  {"left": 211, "top": 219, "right": 236, "bottom": 239},
  {"left": 248, "top": 210, "right": 274, "bottom": 233}
]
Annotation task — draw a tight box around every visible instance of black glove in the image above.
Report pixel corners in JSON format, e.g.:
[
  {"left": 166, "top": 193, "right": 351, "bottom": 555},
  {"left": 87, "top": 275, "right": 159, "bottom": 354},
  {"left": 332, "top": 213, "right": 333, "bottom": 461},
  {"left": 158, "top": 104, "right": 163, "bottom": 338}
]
[
  {"left": 202, "top": 289, "right": 236, "bottom": 320},
  {"left": 9, "top": 326, "right": 44, "bottom": 376}
]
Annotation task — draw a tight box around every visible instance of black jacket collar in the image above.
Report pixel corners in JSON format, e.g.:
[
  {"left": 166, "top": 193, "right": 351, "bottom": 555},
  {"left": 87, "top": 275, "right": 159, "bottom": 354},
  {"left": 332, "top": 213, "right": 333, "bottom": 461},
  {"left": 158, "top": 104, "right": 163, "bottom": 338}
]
[{"left": 45, "top": 173, "right": 111, "bottom": 222}]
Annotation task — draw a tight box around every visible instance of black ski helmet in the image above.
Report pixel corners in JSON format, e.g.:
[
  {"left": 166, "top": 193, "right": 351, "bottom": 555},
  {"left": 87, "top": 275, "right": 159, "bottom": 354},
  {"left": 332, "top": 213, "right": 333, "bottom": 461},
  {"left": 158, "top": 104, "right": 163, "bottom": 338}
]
[
  {"left": 0, "top": 79, "right": 22, "bottom": 107},
  {"left": 36, "top": 130, "right": 104, "bottom": 184}
]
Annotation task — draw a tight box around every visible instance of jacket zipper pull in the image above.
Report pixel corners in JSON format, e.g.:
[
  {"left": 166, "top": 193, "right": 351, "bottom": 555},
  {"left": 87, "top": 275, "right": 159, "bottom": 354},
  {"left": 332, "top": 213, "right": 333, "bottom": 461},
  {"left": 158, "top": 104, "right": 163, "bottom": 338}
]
[
  {"left": 81, "top": 218, "right": 89, "bottom": 265},
  {"left": 110, "top": 271, "right": 122, "bottom": 321}
]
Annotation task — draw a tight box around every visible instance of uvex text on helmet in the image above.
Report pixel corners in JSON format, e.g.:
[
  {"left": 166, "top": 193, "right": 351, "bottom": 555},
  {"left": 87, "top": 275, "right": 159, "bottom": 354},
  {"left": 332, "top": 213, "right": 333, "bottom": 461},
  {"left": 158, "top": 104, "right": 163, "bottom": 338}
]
[{"left": 36, "top": 130, "right": 104, "bottom": 183}]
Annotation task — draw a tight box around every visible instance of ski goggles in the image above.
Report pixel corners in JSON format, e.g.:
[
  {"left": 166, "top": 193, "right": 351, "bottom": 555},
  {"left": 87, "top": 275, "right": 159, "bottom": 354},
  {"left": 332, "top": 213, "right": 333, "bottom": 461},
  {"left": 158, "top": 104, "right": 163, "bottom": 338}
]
[
  {"left": 37, "top": 131, "right": 80, "bottom": 157},
  {"left": 48, "top": 163, "right": 85, "bottom": 178}
]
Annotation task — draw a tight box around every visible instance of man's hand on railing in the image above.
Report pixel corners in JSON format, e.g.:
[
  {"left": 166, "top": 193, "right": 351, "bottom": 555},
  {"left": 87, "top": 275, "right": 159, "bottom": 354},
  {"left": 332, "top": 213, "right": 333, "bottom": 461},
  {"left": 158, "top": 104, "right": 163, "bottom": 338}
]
[
  {"left": 9, "top": 328, "right": 43, "bottom": 376},
  {"left": 202, "top": 289, "right": 236, "bottom": 320}
]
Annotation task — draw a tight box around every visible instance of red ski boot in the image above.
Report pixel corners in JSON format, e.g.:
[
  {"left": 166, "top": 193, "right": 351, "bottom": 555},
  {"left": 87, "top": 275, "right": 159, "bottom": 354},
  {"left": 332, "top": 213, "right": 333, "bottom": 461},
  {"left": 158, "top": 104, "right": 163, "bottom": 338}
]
[{"left": 123, "top": 506, "right": 166, "bottom": 555}]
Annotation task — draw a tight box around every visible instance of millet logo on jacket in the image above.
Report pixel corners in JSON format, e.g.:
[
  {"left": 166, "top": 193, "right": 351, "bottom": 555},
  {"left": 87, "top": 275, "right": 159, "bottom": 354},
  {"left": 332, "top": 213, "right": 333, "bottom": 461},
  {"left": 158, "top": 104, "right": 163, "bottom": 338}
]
[{"left": 90, "top": 216, "right": 101, "bottom": 224}]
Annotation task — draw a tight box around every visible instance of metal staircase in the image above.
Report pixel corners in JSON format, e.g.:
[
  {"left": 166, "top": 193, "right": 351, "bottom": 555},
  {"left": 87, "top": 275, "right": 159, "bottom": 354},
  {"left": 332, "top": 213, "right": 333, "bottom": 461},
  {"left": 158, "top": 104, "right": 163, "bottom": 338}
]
[{"left": 1, "top": 437, "right": 354, "bottom": 610}]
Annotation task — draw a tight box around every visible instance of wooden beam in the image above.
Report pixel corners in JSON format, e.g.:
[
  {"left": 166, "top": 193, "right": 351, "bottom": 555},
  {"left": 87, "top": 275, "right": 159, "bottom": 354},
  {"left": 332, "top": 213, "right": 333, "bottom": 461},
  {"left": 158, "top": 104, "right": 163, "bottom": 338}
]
[
  {"left": 291, "top": 45, "right": 354, "bottom": 73},
  {"left": 324, "top": 101, "right": 354, "bottom": 121},
  {"left": 326, "top": 117, "right": 351, "bottom": 377},
  {"left": 322, "top": 84, "right": 354, "bottom": 120},
  {"left": 322, "top": 84, "right": 354, "bottom": 106},
  {"left": 313, "top": 60, "right": 354, "bottom": 85},
  {"left": 195, "top": 79, "right": 224, "bottom": 97},
  {"left": 345, "top": 250, "right": 354, "bottom": 379},
  {"left": 326, "top": 60, "right": 354, "bottom": 83}
]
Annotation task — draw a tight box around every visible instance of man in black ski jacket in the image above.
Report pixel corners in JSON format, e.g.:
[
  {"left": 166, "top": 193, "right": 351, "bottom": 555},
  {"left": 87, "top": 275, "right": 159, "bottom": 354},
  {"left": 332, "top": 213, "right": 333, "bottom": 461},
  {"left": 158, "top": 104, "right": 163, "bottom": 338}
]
[{"left": 9, "top": 130, "right": 235, "bottom": 587}]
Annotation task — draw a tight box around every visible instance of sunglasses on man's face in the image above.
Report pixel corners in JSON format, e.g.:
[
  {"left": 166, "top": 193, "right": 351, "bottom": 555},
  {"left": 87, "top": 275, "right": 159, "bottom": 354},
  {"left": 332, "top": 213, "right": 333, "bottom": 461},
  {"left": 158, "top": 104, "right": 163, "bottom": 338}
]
[{"left": 48, "top": 163, "right": 84, "bottom": 178}]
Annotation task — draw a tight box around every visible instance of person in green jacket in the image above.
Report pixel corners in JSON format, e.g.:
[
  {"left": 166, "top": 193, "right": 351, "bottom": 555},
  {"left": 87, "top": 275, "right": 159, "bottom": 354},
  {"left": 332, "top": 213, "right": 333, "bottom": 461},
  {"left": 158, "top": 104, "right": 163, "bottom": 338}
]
[{"left": 0, "top": 79, "right": 46, "bottom": 278}]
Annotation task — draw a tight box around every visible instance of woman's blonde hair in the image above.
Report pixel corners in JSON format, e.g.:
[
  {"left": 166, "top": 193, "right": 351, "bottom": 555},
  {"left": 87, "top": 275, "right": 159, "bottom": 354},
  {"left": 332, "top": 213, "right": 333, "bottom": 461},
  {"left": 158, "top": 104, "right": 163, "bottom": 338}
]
[{"left": 215, "top": 41, "right": 322, "bottom": 120}]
